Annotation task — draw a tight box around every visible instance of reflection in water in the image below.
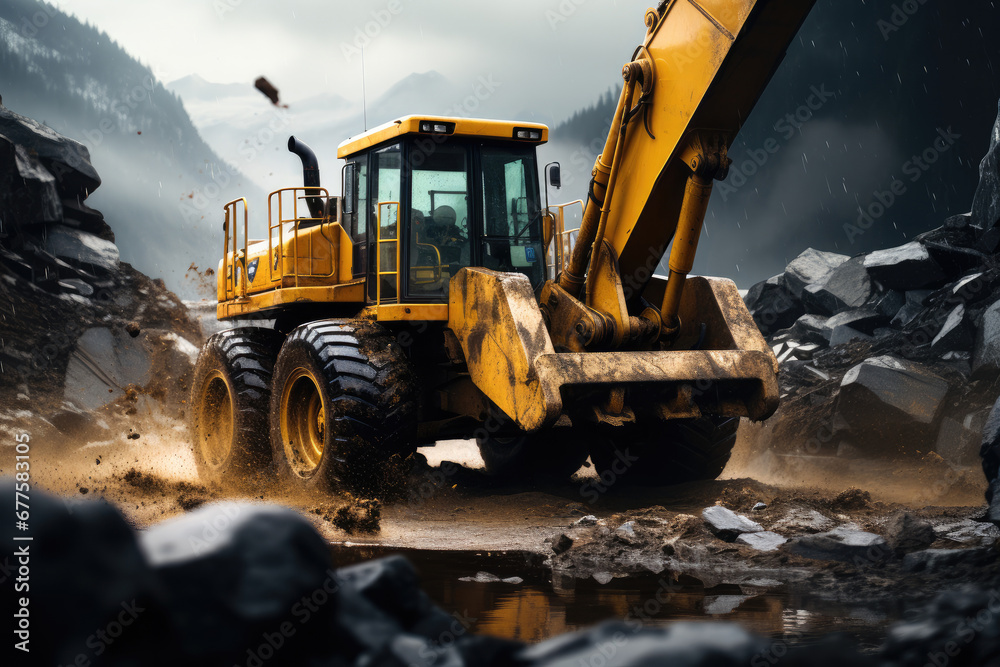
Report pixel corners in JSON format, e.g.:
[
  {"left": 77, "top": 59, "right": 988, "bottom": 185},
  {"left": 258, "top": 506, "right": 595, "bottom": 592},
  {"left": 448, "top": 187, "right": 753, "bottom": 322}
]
[{"left": 331, "top": 546, "right": 897, "bottom": 646}]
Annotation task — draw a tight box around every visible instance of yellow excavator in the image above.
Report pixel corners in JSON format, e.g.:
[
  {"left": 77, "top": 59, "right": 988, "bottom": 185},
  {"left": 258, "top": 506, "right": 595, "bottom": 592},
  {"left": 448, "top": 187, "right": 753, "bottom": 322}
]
[{"left": 191, "top": 0, "right": 816, "bottom": 494}]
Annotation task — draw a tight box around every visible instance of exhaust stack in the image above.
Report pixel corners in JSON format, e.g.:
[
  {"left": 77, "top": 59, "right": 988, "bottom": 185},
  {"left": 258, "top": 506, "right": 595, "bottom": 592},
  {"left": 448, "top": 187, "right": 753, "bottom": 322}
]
[{"left": 287, "top": 136, "right": 325, "bottom": 219}]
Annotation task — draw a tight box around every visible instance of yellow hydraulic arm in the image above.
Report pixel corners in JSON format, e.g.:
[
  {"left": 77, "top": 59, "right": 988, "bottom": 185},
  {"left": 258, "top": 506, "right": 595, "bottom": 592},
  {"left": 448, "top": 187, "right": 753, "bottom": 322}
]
[
  {"left": 548, "top": 0, "right": 816, "bottom": 350},
  {"left": 449, "top": 0, "right": 815, "bottom": 432}
]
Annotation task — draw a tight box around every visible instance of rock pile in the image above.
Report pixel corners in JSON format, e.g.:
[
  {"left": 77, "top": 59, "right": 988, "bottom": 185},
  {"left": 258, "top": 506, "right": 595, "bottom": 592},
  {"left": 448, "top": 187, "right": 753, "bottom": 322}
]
[
  {"left": 6, "top": 481, "right": 998, "bottom": 667},
  {"left": 0, "top": 102, "right": 200, "bottom": 428},
  {"left": 744, "top": 222, "right": 999, "bottom": 456},
  {"left": 743, "top": 102, "right": 1000, "bottom": 521}
]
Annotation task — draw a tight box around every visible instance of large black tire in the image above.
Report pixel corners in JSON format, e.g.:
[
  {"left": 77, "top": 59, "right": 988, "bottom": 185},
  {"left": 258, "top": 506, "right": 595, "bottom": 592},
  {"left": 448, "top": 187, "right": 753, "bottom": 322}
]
[
  {"left": 478, "top": 426, "right": 592, "bottom": 480},
  {"left": 189, "top": 328, "right": 283, "bottom": 487},
  {"left": 589, "top": 416, "right": 740, "bottom": 487},
  {"left": 269, "top": 320, "right": 417, "bottom": 496}
]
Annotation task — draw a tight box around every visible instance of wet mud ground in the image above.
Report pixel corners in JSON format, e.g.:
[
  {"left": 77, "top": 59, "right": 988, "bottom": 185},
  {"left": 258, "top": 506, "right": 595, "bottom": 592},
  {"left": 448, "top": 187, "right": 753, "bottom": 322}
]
[{"left": 1, "top": 408, "right": 996, "bottom": 647}]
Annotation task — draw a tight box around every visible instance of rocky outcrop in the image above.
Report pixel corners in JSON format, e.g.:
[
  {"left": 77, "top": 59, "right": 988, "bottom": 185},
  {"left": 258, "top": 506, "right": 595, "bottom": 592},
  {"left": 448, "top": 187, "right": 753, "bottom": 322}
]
[
  {"left": 0, "top": 102, "right": 199, "bottom": 424},
  {"left": 744, "top": 223, "right": 1000, "bottom": 465},
  {"left": 972, "top": 99, "right": 1000, "bottom": 251}
]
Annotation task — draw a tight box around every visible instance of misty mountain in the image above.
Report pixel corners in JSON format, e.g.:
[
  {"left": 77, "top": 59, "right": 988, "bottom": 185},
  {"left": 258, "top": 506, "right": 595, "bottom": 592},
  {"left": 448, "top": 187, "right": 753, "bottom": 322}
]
[
  {"left": 0, "top": 0, "right": 262, "bottom": 298},
  {"left": 540, "top": 0, "right": 1000, "bottom": 287}
]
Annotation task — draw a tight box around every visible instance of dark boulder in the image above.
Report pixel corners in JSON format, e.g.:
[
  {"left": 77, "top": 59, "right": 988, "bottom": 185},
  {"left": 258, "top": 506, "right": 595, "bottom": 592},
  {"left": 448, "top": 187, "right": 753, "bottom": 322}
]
[
  {"left": 973, "top": 300, "right": 1000, "bottom": 377},
  {"left": 701, "top": 505, "right": 763, "bottom": 542},
  {"left": 744, "top": 274, "right": 805, "bottom": 336},
  {"left": 863, "top": 242, "right": 947, "bottom": 290},
  {"left": 823, "top": 308, "right": 888, "bottom": 336},
  {"left": 829, "top": 325, "right": 872, "bottom": 347},
  {"left": 786, "top": 526, "right": 891, "bottom": 564},
  {"left": 44, "top": 224, "right": 120, "bottom": 273},
  {"left": 884, "top": 511, "right": 937, "bottom": 556},
  {"left": 329, "top": 580, "right": 407, "bottom": 661},
  {"left": 0, "top": 479, "right": 173, "bottom": 666},
  {"left": 336, "top": 555, "right": 459, "bottom": 644},
  {"left": 936, "top": 416, "right": 984, "bottom": 467},
  {"left": 983, "top": 396, "right": 1000, "bottom": 525},
  {"left": 880, "top": 587, "right": 1000, "bottom": 666},
  {"left": 835, "top": 356, "right": 950, "bottom": 453},
  {"left": 802, "top": 256, "right": 873, "bottom": 315},
  {"left": 783, "top": 248, "right": 849, "bottom": 298},
  {"left": 776, "top": 314, "right": 832, "bottom": 346},
  {"left": 0, "top": 104, "right": 101, "bottom": 204},
  {"left": 139, "top": 503, "right": 337, "bottom": 665},
  {"left": 915, "top": 216, "right": 988, "bottom": 275}
]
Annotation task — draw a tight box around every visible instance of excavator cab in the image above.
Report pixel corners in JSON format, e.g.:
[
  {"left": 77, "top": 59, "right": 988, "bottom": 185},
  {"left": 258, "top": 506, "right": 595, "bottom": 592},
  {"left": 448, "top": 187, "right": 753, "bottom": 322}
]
[{"left": 338, "top": 117, "right": 548, "bottom": 305}]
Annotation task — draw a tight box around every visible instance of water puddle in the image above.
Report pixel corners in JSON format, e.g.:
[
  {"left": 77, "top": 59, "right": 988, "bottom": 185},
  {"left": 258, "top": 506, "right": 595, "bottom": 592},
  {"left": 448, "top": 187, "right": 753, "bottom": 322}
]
[{"left": 331, "top": 546, "right": 899, "bottom": 647}]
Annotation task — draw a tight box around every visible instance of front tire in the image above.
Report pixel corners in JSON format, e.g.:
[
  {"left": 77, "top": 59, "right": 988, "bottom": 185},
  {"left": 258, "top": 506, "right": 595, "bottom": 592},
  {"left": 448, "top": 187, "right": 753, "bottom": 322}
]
[
  {"left": 189, "top": 328, "right": 283, "bottom": 487},
  {"left": 588, "top": 416, "right": 740, "bottom": 487},
  {"left": 270, "top": 320, "right": 417, "bottom": 496}
]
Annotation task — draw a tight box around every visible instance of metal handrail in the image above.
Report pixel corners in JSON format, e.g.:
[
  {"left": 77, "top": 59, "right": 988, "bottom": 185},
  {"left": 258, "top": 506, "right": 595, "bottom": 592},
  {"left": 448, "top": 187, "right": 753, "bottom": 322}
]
[
  {"left": 223, "top": 198, "right": 249, "bottom": 299},
  {"left": 267, "top": 187, "right": 330, "bottom": 287},
  {"left": 376, "top": 201, "right": 401, "bottom": 304},
  {"left": 547, "top": 199, "right": 584, "bottom": 279}
]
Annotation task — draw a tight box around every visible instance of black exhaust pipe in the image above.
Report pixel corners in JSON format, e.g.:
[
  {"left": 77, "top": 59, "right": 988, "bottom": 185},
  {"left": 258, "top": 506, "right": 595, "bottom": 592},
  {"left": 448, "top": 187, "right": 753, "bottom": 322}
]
[{"left": 287, "top": 136, "right": 325, "bottom": 219}]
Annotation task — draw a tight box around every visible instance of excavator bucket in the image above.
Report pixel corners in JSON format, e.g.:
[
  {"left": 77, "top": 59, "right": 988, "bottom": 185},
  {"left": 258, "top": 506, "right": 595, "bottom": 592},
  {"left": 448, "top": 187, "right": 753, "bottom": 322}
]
[{"left": 448, "top": 268, "right": 778, "bottom": 433}]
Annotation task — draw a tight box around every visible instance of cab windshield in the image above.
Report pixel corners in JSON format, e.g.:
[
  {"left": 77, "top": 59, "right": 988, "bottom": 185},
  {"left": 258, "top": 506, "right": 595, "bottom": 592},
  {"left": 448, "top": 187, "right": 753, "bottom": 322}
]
[
  {"left": 403, "top": 140, "right": 543, "bottom": 300},
  {"left": 407, "top": 143, "right": 471, "bottom": 297}
]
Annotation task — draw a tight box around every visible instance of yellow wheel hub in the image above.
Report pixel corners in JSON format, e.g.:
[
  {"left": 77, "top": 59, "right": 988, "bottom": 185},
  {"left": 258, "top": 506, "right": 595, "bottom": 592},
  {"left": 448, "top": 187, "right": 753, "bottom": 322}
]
[
  {"left": 280, "top": 368, "right": 327, "bottom": 476},
  {"left": 197, "top": 370, "right": 235, "bottom": 468}
]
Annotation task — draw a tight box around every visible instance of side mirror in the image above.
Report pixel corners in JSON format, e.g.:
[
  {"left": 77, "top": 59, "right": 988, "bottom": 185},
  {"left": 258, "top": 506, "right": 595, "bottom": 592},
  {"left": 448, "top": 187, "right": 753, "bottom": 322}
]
[
  {"left": 342, "top": 164, "right": 356, "bottom": 216},
  {"left": 547, "top": 163, "right": 562, "bottom": 190}
]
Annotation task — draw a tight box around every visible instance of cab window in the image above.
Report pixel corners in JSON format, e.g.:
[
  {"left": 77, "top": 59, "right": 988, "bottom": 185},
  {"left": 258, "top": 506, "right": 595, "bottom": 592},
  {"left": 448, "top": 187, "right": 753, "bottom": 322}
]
[
  {"left": 480, "top": 145, "right": 544, "bottom": 286},
  {"left": 407, "top": 142, "right": 471, "bottom": 297}
]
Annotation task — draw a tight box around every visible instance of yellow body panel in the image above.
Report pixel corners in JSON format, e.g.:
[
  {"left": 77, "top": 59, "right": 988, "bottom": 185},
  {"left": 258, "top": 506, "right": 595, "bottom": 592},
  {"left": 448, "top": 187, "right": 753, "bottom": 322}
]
[
  {"left": 218, "top": 281, "right": 365, "bottom": 319},
  {"left": 337, "top": 115, "right": 548, "bottom": 159},
  {"left": 217, "top": 223, "right": 351, "bottom": 296},
  {"left": 448, "top": 268, "right": 558, "bottom": 431},
  {"left": 368, "top": 304, "right": 449, "bottom": 322}
]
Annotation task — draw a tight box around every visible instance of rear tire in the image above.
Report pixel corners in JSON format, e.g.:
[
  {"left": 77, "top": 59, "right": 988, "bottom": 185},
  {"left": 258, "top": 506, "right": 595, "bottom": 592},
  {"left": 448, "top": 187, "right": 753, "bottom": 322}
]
[
  {"left": 270, "top": 320, "right": 417, "bottom": 496},
  {"left": 589, "top": 416, "right": 740, "bottom": 487},
  {"left": 189, "top": 328, "right": 283, "bottom": 487},
  {"left": 478, "top": 426, "right": 592, "bottom": 480}
]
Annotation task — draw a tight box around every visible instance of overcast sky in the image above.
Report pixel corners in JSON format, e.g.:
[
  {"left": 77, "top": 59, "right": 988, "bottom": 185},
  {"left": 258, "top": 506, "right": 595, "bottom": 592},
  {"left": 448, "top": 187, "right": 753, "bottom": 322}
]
[{"left": 60, "top": 0, "right": 648, "bottom": 120}]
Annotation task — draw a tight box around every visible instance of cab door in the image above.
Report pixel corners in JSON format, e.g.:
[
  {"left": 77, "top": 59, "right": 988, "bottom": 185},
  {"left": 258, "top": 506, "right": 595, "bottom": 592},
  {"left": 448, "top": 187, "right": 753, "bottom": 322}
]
[
  {"left": 344, "top": 155, "right": 369, "bottom": 284},
  {"left": 369, "top": 143, "right": 403, "bottom": 303}
]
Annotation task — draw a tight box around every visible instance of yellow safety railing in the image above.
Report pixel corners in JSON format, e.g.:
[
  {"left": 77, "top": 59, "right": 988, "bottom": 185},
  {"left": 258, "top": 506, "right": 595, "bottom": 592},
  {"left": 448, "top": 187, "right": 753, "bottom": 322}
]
[
  {"left": 376, "top": 201, "right": 401, "bottom": 304},
  {"left": 267, "top": 187, "right": 331, "bottom": 288},
  {"left": 222, "top": 198, "right": 249, "bottom": 300},
  {"left": 547, "top": 200, "right": 584, "bottom": 280}
]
